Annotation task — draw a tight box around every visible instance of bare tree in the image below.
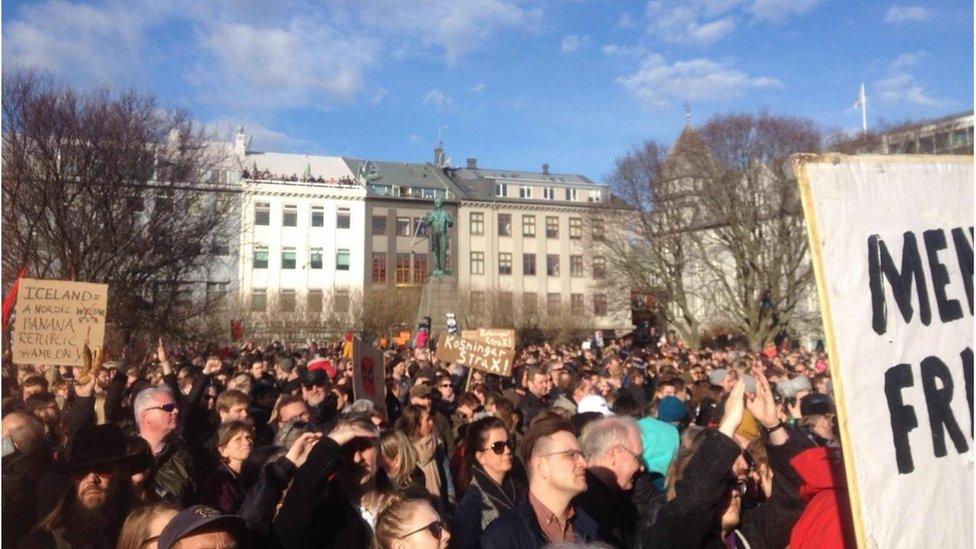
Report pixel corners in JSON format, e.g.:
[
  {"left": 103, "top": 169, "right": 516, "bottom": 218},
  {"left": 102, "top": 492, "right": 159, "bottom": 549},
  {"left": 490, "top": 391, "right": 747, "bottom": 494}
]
[{"left": 2, "top": 71, "right": 237, "bottom": 349}]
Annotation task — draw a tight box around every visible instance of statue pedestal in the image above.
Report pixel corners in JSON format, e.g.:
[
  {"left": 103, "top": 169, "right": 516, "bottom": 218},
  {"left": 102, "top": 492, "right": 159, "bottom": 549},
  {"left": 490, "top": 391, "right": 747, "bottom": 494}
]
[{"left": 416, "top": 276, "right": 461, "bottom": 334}]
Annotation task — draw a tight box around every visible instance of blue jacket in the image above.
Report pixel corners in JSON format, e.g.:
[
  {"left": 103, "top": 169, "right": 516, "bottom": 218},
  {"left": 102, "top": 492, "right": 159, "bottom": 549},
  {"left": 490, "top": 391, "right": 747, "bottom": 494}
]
[{"left": 481, "top": 494, "right": 598, "bottom": 549}]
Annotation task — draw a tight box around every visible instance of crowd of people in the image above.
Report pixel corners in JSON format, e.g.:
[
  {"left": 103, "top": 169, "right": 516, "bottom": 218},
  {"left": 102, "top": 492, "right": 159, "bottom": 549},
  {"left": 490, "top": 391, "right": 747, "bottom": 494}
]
[{"left": 1, "top": 332, "right": 855, "bottom": 548}]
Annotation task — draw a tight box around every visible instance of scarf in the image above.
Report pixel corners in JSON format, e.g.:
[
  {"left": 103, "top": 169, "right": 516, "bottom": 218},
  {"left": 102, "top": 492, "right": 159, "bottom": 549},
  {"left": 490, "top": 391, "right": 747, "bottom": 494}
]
[
  {"left": 470, "top": 464, "right": 517, "bottom": 529},
  {"left": 413, "top": 434, "right": 441, "bottom": 498}
]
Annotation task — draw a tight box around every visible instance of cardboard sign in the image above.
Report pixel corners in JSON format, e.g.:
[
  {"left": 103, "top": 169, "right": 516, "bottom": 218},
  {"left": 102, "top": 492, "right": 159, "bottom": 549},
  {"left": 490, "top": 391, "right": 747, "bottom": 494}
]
[
  {"left": 13, "top": 279, "right": 109, "bottom": 366},
  {"left": 461, "top": 328, "right": 516, "bottom": 349},
  {"left": 352, "top": 339, "right": 387, "bottom": 419},
  {"left": 437, "top": 332, "right": 515, "bottom": 376},
  {"left": 794, "top": 154, "right": 973, "bottom": 549}
]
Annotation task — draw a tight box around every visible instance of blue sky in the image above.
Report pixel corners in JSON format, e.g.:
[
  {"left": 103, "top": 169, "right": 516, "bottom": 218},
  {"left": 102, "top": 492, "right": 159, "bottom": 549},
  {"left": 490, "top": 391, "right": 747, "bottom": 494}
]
[{"left": 3, "top": 0, "right": 972, "bottom": 182}]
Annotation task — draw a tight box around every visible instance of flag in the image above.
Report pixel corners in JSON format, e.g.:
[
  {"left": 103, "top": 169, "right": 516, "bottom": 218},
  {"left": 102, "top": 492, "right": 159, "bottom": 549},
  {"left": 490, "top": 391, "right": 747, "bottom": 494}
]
[{"left": 2, "top": 265, "right": 28, "bottom": 331}]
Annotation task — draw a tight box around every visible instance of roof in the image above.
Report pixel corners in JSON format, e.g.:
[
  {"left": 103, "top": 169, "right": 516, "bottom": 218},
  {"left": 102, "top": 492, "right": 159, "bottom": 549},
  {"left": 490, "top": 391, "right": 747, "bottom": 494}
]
[
  {"left": 447, "top": 166, "right": 612, "bottom": 207},
  {"left": 240, "top": 151, "right": 354, "bottom": 182},
  {"left": 663, "top": 124, "right": 714, "bottom": 177},
  {"left": 341, "top": 158, "right": 465, "bottom": 198}
]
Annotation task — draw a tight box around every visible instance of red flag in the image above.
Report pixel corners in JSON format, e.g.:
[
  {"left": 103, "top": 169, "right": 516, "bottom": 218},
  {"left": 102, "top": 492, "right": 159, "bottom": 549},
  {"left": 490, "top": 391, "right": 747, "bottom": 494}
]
[{"left": 2, "top": 266, "right": 29, "bottom": 331}]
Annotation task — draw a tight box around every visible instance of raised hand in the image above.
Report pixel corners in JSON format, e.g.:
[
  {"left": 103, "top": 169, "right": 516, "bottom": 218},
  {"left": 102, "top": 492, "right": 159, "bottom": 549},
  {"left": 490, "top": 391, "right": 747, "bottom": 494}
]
[
  {"left": 285, "top": 432, "right": 323, "bottom": 468},
  {"left": 719, "top": 374, "right": 746, "bottom": 438},
  {"left": 327, "top": 422, "right": 378, "bottom": 447},
  {"left": 746, "top": 365, "right": 779, "bottom": 428}
]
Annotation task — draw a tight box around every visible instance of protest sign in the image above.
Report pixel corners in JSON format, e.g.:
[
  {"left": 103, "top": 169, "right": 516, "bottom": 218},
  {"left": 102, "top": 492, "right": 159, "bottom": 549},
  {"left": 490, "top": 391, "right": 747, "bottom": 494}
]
[
  {"left": 13, "top": 279, "right": 108, "bottom": 367},
  {"left": 352, "top": 339, "right": 387, "bottom": 419},
  {"left": 437, "top": 332, "right": 515, "bottom": 376},
  {"left": 793, "top": 154, "right": 973, "bottom": 549}
]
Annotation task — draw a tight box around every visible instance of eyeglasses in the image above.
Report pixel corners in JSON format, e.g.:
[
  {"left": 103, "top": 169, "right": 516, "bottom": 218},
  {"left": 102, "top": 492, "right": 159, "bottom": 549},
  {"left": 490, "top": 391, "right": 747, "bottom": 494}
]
[
  {"left": 144, "top": 403, "right": 177, "bottom": 414},
  {"left": 399, "top": 520, "right": 446, "bottom": 540},
  {"left": 439, "top": 384, "right": 452, "bottom": 389},
  {"left": 615, "top": 444, "right": 643, "bottom": 462},
  {"left": 730, "top": 478, "right": 747, "bottom": 496},
  {"left": 539, "top": 448, "right": 585, "bottom": 461},
  {"left": 482, "top": 439, "right": 514, "bottom": 455}
]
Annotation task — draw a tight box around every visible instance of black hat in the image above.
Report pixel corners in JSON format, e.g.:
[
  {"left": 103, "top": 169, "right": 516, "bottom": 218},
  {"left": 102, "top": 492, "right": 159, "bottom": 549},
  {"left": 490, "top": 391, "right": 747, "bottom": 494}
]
[
  {"left": 157, "top": 505, "right": 246, "bottom": 549},
  {"left": 800, "top": 393, "right": 835, "bottom": 417},
  {"left": 65, "top": 424, "right": 132, "bottom": 473},
  {"left": 301, "top": 369, "right": 328, "bottom": 387}
]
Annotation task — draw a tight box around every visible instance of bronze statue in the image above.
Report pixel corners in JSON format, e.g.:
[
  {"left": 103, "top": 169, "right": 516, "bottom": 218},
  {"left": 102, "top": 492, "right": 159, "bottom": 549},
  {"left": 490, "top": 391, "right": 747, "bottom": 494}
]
[{"left": 426, "top": 197, "right": 453, "bottom": 275}]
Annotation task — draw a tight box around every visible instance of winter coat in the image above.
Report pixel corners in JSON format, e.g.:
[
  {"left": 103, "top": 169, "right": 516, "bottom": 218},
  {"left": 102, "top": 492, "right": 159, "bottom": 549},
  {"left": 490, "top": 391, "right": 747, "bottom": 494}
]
[
  {"left": 788, "top": 447, "right": 855, "bottom": 549},
  {"left": 3, "top": 447, "right": 67, "bottom": 548},
  {"left": 575, "top": 469, "right": 640, "bottom": 548},
  {"left": 198, "top": 461, "right": 246, "bottom": 514},
  {"left": 481, "top": 493, "right": 598, "bottom": 549},
  {"left": 452, "top": 465, "right": 522, "bottom": 549},
  {"left": 150, "top": 436, "right": 196, "bottom": 505},
  {"left": 736, "top": 436, "right": 807, "bottom": 549},
  {"left": 239, "top": 455, "right": 297, "bottom": 545},
  {"left": 273, "top": 437, "right": 373, "bottom": 549},
  {"left": 516, "top": 393, "right": 547, "bottom": 429},
  {"left": 551, "top": 394, "right": 578, "bottom": 416}
]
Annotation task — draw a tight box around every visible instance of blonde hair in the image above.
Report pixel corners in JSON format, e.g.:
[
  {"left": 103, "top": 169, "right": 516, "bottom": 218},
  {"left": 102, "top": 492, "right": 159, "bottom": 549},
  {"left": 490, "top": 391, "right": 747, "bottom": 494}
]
[
  {"left": 373, "top": 497, "right": 437, "bottom": 549},
  {"left": 116, "top": 502, "right": 180, "bottom": 549},
  {"left": 379, "top": 430, "right": 420, "bottom": 490}
]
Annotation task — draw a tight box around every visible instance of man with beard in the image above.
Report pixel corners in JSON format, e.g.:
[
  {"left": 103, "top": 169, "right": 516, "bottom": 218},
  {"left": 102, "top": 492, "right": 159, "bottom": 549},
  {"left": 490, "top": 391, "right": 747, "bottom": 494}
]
[{"left": 20, "top": 424, "right": 137, "bottom": 549}]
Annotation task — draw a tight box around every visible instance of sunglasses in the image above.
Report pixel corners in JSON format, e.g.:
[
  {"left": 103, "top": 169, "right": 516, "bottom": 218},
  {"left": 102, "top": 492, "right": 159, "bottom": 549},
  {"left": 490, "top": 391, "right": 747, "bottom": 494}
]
[
  {"left": 439, "top": 384, "right": 452, "bottom": 389},
  {"left": 399, "top": 520, "right": 446, "bottom": 540},
  {"left": 145, "top": 403, "right": 177, "bottom": 414},
  {"left": 729, "top": 478, "right": 747, "bottom": 496},
  {"left": 482, "top": 439, "right": 513, "bottom": 455},
  {"left": 71, "top": 464, "right": 116, "bottom": 478}
]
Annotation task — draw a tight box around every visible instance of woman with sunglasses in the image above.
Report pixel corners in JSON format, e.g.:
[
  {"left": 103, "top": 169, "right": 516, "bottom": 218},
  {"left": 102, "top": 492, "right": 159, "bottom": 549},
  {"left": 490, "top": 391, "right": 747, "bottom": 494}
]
[
  {"left": 451, "top": 416, "right": 524, "bottom": 549},
  {"left": 374, "top": 497, "right": 451, "bottom": 549}
]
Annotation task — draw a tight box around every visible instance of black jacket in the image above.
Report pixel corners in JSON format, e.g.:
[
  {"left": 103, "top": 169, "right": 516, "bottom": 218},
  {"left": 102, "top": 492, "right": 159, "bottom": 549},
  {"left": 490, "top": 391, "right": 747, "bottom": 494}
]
[
  {"left": 737, "top": 436, "right": 807, "bottom": 549},
  {"left": 150, "top": 436, "right": 196, "bottom": 505},
  {"left": 481, "top": 494, "right": 598, "bottom": 549},
  {"left": 516, "top": 393, "right": 547, "bottom": 429},
  {"left": 273, "top": 438, "right": 373, "bottom": 549},
  {"left": 575, "top": 469, "right": 640, "bottom": 548},
  {"left": 239, "top": 456, "right": 297, "bottom": 545}
]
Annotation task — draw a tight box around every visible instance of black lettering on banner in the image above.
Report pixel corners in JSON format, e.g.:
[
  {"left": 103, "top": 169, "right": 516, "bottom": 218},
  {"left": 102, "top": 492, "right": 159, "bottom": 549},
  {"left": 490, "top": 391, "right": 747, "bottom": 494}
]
[
  {"left": 923, "top": 229, "right": 964, "bottom": 323},
  {"left": 962, "top": 347, "right": 974, "bottom": 437},
  {"left": 885, "top": 363, "right": 918, "bottom": 474},
  {"left": 920, "top": 356, "right": 969, "bottom": 458},
  {"left": 951, "top": 227, "right": 974, "bottom": 315},
  {"left": 869, "top": 232, "right": 931, "bottom": 335}
]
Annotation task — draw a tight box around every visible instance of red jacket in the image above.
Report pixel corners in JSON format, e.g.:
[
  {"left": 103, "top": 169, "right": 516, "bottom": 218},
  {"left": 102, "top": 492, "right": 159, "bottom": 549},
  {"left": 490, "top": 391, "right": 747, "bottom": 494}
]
[{"left": 788, "top": 447, "right": 857, "bottom": 549}]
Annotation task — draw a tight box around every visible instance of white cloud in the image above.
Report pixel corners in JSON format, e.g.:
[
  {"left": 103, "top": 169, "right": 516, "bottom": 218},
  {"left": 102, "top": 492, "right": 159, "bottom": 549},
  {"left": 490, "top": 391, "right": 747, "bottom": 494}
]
[
  {"left": 470, "top": 82, "right": 486, "bottom": 92},
  {"left": 602, "top": 44, "right": 650, "bottom": 58},
  {"left": 645, "top": 2, "right": 737, "bottom": 46},
  {"left": 616, "top": 12, "right": 638, "bottom": 28},
  {"left": 884, "top": 5, "right": 931, "bottom": 23},
  {"left": 211, "top": 118, "right": 313, "bottom": 153},
  {"left": 423, "top": 89, "right": 453, "bottom": 109},
  {"left": 876, "top": 52, "right": 944, "bottom": 107},
  {"left": 561, "top": 34, "right": 589, "bottom": 54},
  {"left": 408, "top": 134, "right": 423, "bottom": 144},
  {"left": 616, "top": 53, "right": 782, "bottom": 109},
  {"left": 748, "top": 0, "right": 819, "bottom": 22}
]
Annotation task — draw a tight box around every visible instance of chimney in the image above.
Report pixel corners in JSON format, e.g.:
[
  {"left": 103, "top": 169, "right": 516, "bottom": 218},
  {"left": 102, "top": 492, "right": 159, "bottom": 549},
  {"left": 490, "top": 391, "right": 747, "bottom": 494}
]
[
  {"left": 434, "top": 146, "right": 445, "bottom": 167},
  {"left": 466, "top": 158, "right": 478, "bottom": 169},
  {"left": 542, "top": 163, "right": 550, "bottom": 175}
]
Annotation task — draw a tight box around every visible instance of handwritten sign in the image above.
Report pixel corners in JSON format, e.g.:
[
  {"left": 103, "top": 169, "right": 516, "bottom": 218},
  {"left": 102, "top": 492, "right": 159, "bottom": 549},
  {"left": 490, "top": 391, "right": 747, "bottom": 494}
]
[
  {"left": 352, "top": 339, "right": 387, "bottom": 420},
  {"left": 437, "top": 332, "right": 515, "bottom": 376},
  {"left": 13, "top": 279, "right": 108, "bottom": 366},
  {"left": 462, "top": 328, "right": 516, "bottom": 349}
]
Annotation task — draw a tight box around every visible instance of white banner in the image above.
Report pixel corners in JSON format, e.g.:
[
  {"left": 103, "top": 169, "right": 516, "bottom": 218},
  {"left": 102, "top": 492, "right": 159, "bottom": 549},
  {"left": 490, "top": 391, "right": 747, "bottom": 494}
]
[{"left": 795, "top": 154, "right": 973, "bottom": 549}]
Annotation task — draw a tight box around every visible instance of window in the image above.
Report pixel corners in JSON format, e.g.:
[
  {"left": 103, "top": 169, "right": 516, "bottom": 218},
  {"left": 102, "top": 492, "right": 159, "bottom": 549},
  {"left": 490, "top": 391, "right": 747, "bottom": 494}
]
[
  {"left": 283, "top": 204, "right": 298, "bottom": 227},
  {"left": 496, "top": 183, "right": 508, "bottom": 197},
  {"left": 569, "top": 218, "right": 582, "bottom": 239},
  {"left": 309, "top": 248, "right": 323, "bottom": 269},
  {"left": 414, "top": 254, "right": 428, "bottom": 284},
  {"left": 547, "top": 254, "right": 560, "bottom": 277},
  {"left": 499, "top": 253, "right": 512, "bottom": 275},
  {"left": 254, "top": 202, "right": 270, "bottom": 226},
  {"left": 396, "top": 253, "right": 411, "bottom": 283},
  {"left": 592, "top": 218, "right": 605, "bottom": 241},
  {"left": 470, "top": 252, "right": 485, "bottom": 275},
  {"left": 337, "top": 208, "right": 351, "bottom": 229},
  {"left": 543, "top": 187, "right": 555, "bottom": 200},
  {"left": 519, "top": 185, "right": 532, "bottom": 199},
  {"left": 251, "top": 289, "right": 267, "bottom": 312},
  {"left": 565, "top": 188, "right": 579, "bottom": 201},
  {"left": 334, "top": 290, "right": 350, "bottom": 314},
  {"left": 206, "top": 282, "right": 228, "bottom": 301},
  {"left": 522, "top": 215, "right": 536, "bottom": 237},
  {"left": 588, "top": 190, "right": 602, "bottom": 202},
  {"left": 372, "top": 215, "right": 388, "bottom": 236},
  {"left": 523, "top": 253, "right": 537, "bottom": 276},
  {"left": 308, "top": 290, "right": 323, "bottom": 312},
  {"left": 336, "top": 249, "right": 350, "bottom": 271},
  {"left": 413, "top": 217, "right": 426, "bottom": 237},
  {"left": 570, "top": 255, "right": 584, "bottom": 277},
  {"left": 281, "top": 248, "right": 297, "bottom": 269},
  {"left": 372, "top": 253, "right": 387, "bottom": 283},
  {"left": 547, "top": 293, "right": 561, "bottom": 315},
  {"left": 546, "top": 217, "right": 559, "bottom": 239},
  {"left": 470, "top": 212, "right": 485, "bottom": 236},
  {"left": 498, "top": 214, "right": 512, "bottom": 237},
  {"left": 253, "top": 246, "right": 269, "bottom": 269},
  {"left": 311, "top": 206, "right": 324, "bottom": 227},
  {"left": 471, "top": 291, "right": 485, "bottom": 313},
  {"left": 396, "top": 217, "right": 412, "bottom": 237},
  {"left": 210, "top": 237, "right": 229, "bottom": 256},
  {"left": 523, "top": 292, "right": 537, "bottom": 315},
  {"left": 594, "top": 294, "right": 608, "bottom": 317},
  {"left": 571, "top": 294, "right": 585, "bottom": 315},
  {"left": 593, "top": 256, "right": 606, "bottom": 279},
  {"left": 280, "top": 290, "right": 296, "bottom": 312}
]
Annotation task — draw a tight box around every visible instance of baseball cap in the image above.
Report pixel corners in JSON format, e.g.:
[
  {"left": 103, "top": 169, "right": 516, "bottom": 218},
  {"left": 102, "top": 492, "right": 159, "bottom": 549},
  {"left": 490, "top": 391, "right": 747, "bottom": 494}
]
[
  {"left": 656, "top": 396, "right": 687, "bottom": 423},
  {"left": 157, "top": 505, "right": 245, "bottom": 549},
  {"left": 708, "top": 368, "right": 729, "bottom": 385},
  {"left": 800, "top": 393, "right": 835, "bottom": 417},
  {"left": 577, "top": 394, "right": 613, "bottom": 416}
]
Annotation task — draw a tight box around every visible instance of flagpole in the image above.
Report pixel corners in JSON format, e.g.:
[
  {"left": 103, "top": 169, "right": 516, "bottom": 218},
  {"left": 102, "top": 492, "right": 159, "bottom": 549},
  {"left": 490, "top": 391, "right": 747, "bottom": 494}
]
[{"left": 860, "top": 82, "right": 868, "bottom": 136}]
